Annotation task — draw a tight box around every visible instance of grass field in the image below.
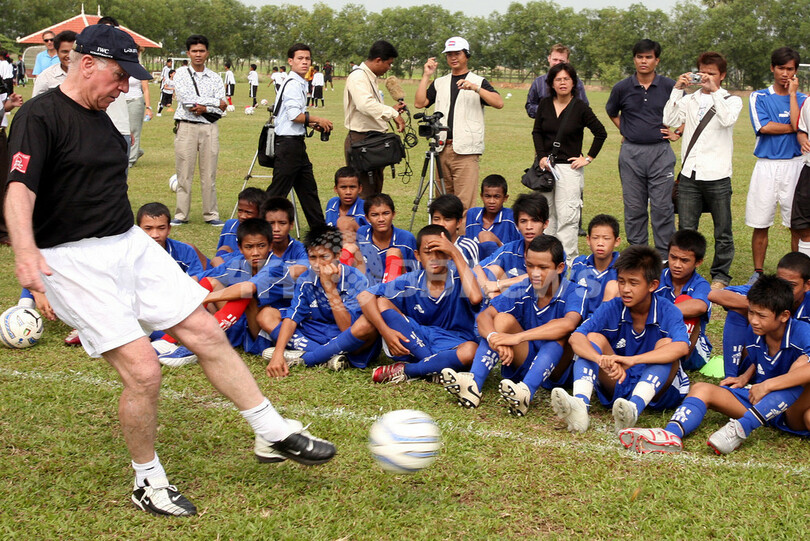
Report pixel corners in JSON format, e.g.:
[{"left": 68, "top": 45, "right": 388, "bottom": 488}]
[{"left": 1, "top": 78, "right": 807, "bottom": 539}]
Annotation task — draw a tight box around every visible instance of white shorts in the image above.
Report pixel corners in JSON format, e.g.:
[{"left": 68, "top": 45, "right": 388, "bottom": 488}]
[
  {"left": 41, "top": 226, "right": 208, "bottom": 358},
  {"left": 745, "top": 156, "right": 803, "bottom": 228}
]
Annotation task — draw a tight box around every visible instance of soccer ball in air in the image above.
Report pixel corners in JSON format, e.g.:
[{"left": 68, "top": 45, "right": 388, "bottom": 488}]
[
  {"left": 168, "top": 174, "right": 178, "bottom": 192},
  {"left": 244, "top": 106, "right": 255, "bottom": 115},
  {"left": 260, "top": 99, "right": 268, "bottom": 106},
  {"left": 0, "top": 306, "right": 44, "bottom": 349},
  {"left": 369, "top": 409, "right": 441, "bottom": 474}
]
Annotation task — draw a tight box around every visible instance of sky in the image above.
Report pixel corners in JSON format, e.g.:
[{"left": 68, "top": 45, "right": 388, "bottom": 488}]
[{"left": 243, "top": 0, "right": 682, "bottom": 18}]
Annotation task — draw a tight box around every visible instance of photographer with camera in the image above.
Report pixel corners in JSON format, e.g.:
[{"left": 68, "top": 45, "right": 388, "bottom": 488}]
[
  {"left": 664, "top": 52, "right": 742, "bottom": 288},
  {"left": 415, "top": 36, "right": 503, "bottom": 215},
  {"left": 268, "top": 43, "right": 333, "bottom": 229}
]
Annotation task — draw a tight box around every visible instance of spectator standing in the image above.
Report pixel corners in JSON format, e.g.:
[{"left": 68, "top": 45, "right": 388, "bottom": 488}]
[
  {"left": 525, "top": 43, "right": 589, "bottom": 118},
  {"left": 32, "top": 31, "right": 59, "bottom": 76},
  {"left": 32, "top": 31, "right": 76, "bottom": 97}
]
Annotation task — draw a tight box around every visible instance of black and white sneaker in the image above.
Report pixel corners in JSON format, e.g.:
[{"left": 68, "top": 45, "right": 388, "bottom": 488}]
[
  {"left": 255, "top": 422, "right": 336, "bottom": 466},
  {"left": 131, "top": 475, "right": 197, "bottom": 516}
]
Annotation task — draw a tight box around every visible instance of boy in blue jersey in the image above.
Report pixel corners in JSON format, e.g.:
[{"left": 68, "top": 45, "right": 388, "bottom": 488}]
[
  {"left": 347, "top": 193, "right": 417, "bottom": 285},
  {"left": 552, "top": 245, "right": 691, "bottom": 434},
  {"left": 429, "top": 193, "right": 479, "bottom": 268},
  {"left": 359, "top": 224, "right": 483, "bottom": 384},
  {"left": 137, "top": 203, "right": 205, "bottom": 277},
  {"left": 710, "top": 252, "right": 810, "bottom": 377},
  {"left": 570, "top": 214, "right": 621, "bottom": 319},
  {"left": 210, "top": 187, "right": 265, "bottom": 266},
  {"left": 441, "top": 235, "right": 586, "bottom": 416},
  {"left": 263, "top": 225, "right": 380, "bottom": 376},
  {"left": 745, "top": 47, "right": 807, "bottom": 283},
  {"left": 655, "top": 230, "right": 712, "bottom": 370},
  {"left": 474, "top": 191, "right": 549, "bottom": 299},
  {"left": 620, "top": 275, "right": 810, "bottom": 454},
  {"left": 465, "top": 174, "right": 520, "bottom": 260},
  {"left": 324, "top": 167, "right": 368, "bottom": 232}
]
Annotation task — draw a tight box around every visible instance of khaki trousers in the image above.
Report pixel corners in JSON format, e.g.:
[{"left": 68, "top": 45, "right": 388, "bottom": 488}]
[{"left": 174, "top": 121, "right": 220, "bottom": 222}]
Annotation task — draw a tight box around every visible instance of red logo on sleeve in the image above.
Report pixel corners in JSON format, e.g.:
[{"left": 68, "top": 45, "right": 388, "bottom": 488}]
[{"left": 10, "top": 152, "right": 31, "bottom": 174}]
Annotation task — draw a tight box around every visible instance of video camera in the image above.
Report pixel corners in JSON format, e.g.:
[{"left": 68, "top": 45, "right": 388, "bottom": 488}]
[{"left": 414, "top": 112, "right": 448, "bottom": 140}]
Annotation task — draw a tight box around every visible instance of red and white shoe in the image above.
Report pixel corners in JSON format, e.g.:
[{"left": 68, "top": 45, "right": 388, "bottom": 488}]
[
  {"left": 372, "top": 362, "right": 408, "bottom": 384},
  {"left": 64, "top": 329, "right": 81, "bottom": 346},
  {"left": 618, "top": 427, "right": 683, "bottom": 454}
]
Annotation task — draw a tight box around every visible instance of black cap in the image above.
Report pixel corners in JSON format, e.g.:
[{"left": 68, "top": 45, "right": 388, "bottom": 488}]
[{"left": 74, "top": 24, "right": 152, "bottom": 80}]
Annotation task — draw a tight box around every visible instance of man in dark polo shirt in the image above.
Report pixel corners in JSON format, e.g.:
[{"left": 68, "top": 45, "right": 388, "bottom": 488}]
[{"left": 606, "top": 39, "right": 678, "bottom": 259}]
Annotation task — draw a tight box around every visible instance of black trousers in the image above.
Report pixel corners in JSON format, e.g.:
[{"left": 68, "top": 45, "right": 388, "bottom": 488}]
[
  {"left": 0, "top": 128, "right": 8, "bottom": 241},
  {"left": 267, "top": 136, "right": 325, "bottom": 229}
]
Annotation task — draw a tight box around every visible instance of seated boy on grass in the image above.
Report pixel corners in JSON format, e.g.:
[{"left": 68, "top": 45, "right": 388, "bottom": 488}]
[
  {"left": 474, "top": 192, "right": 549, "bottom": 299},
  {"left": 464, "top": 174, "right": 520, "bottom": 260},
  {"left": 358, "top": 224, "right": 483, "bottom": 384},
  {"left": 569, "top": 214, "right": 621, "bottom": 319},
  {"left": 710, "top": 252, "right": 810, "bottom": 378},
  {"left": 441, "top": 235, "right": 586, "bottom": 416},
  {"left": 262, "top": 225, "right": 380, "bottom": 376},
  {"left": 324, "top": 166, "right": 368, "bottom": 233},
  {"left": 551, "top": 245, "right": 691, "bottom": 434},
  {"left": 429, "top": 193, "right": 479, "bottom": 268},
  {"left": 344, "top": 193, "right": 417, "bottom": 284},
  {"left": 654, "top": 230, "right": 712, "bottom": 370},
  {"left": 620, "top": 275, "right": 810, "bottom": 455},
  {"left": 210, "top": 187, "right": 266, "bottom": 266}
]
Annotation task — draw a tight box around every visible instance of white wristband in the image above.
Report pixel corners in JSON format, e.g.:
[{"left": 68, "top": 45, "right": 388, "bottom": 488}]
[{"left": 486, "top": 332, "right": 498, "bottom": 342}]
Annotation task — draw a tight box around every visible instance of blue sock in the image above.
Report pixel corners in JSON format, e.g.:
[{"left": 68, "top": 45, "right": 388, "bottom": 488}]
[
  {"left": 522, "top": 341, "right": 564, "bottom": 397},
  {"left": 722, "top": 311, "right": 749, "bottom": 378},
  {"left": 470, "top": 339, "right": 498, "bottom": 390},
  {"left": 572, "top": 342, "right": 602, "bottom": 406},
  {"left": 302, "top": 328, "right": 366, "bottom": 367},
  {"left": 478, "top": 241, "right": 498, "bottom": 260},
  {"left": 404, "top": 349, "right": 463, "bottom": 378},
  {"left": 738, "top": 386, "right": 804, "bottom": 436},
  {"left": 19, "top": 288, "right": 34, "bottom": 302},
  {"left": 629, "top": 363, "right": 672, "bottom": 415},
  {"left": 149, "top": 331, "right": 164, "bottom": 341},
  {"left": 665, "top": 396, "right": 707, "bottom": 438},
  {"left": 381, "top": 309, "right": 432, "bottom": 359}
]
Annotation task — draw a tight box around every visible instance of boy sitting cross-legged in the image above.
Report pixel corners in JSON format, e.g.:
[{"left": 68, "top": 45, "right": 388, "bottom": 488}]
[
  {"left": 465, "top": 174, "right": 521, "bottom": 260},
  {"left": 358, "top": 224, "right": 483, "bottom": 384},
  {"left": 262, "top": 225, "right": 380, "bottom": 376},
  {"left": 474, "top": 192, "right": 550, "bottom": 299},
  {"left": 441, "top": 234, "right": 586, "bottom": 416},
  {"left": 569, "top": 214, "right": 622, "bottom": 319},
  {"left": 552, "top": 245, "right": 691, "bottom": 434},
  {"left": 620, "top": 275, "right": 810, "bottom": 455}
]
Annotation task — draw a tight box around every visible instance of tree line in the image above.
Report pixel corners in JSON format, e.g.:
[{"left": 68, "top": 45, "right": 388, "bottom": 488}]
[{"left": 3, "top": 0, "right": 809, "bottom": 89}]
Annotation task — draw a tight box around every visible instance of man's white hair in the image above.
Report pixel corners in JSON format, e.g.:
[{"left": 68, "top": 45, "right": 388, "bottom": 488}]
[{"left": 68, "top": 51, "right": 108, "bottom": 74}]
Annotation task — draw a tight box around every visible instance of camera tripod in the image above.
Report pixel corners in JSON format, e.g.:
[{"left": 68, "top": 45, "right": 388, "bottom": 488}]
[{"left": 408, "top": 137, "right": 447, "bottom": 231}]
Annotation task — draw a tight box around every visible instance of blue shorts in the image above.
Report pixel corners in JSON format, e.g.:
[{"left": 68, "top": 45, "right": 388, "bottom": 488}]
[{"left": 723, "top": 385, "right": 806, "bottom": 434}]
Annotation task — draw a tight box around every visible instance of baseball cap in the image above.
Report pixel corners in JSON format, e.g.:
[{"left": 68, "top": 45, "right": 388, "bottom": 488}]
[
  {"left": 442, "top": 37, "right": 470, "bottom": 54},
  {"left": 74, "top": 24, "right": 152, "bottom": 80}
]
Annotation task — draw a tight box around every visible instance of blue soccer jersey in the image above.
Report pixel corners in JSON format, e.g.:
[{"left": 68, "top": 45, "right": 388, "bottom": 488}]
[
  {"left": 249, "top": 237, "right": 309, "bottom": 309},
  {"left": 201, "top": 253, "right": 266, "bottom": 286},
  {"left": 215, "top": 218, "right": 240, "bottom": 253},
  {"left": 286, "top": 264, "right": 368, "bottom": 326},
  {"left": 491, "top": 277, "right": 586, "bottom": 330},
  {"left": 480, "top": 239, "right": 527, "bottom": 280},
  {"left": 165, "top": 237, "right": 204, "bottom": 277},
  {"left": 569, "top": 252, "right": 619, "bottom": 318},
  {"left": 324, "top": 196, "right": 368, "bottom": 228},
  {"left": 454, "top": 235, "right": 480, "bottom": 268},
  {"left": 370, "top": 267, "right": 479, "bottom": 342},
  {"left": 356, "top": 225, "right": 418, "bottom": 284},
  {"left": 465, "top": 207, "right": 521, "bottom": 244},
  {"left": 749, "top": 86, "right": 808, "bottom": 159},
  {"left": 655, "top": 268, "right": 713, "bottom": 368},
  {"left": 744, "top": 318, "right": 810, "bottom": 383}
]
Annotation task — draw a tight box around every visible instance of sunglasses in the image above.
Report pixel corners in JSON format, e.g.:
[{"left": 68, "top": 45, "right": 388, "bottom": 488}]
[{"left": 44, "top": 38, "right": 54, "bottom": 42}]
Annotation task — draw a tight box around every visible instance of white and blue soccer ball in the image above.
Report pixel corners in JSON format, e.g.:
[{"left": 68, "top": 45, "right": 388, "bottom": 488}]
[
  {"left": 244, "top": 106, "right": 255, "bottom": 115},
  {"left": 369, "top": 409, "right": 441, "bottom": 474},
  {"left": 1, "top": 306, "right": 44, "bottom": 349},
  {"left": 168, "top": 174, "right": 178, "bottom": 192}
]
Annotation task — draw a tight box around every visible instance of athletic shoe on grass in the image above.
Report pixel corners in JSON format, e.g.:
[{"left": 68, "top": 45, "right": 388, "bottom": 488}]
[
  {"left": 262, "top": 347, "right": 305, "bottom": 368},
  {"left": 707, "top": 418, "right": 746, "bottom": 455},
  {"left": 618, "top": 427, "right": 683, "bottom": 454},
  {"left": 372, "top": 362, "right": 408, "bottom": 384},
  {"left": 131, "top": 475, "right": 197, "bottom": 516},
  {"left": 550, "top": 387, "right": 590, "bottom": 433},
  {"left": 612, "top": 398, "right": 639, "bottom": 433},
  {"left": 255, "top": 423, "right": 337, "bottom": 466},
  {"left": 153, "top": 339, "right": 197, "bottom": 367},
  {"left": 64, "top": 329, "right": 81, "bottom": 346},
  {"left": 326, "top": 354, "right": 349, "bottom": 371},
  {"left": 499, "top": 379, "right": 531, "bottom": 417},
  {"left": 440, "top": 368, "right": 481, "bottom": 408}
]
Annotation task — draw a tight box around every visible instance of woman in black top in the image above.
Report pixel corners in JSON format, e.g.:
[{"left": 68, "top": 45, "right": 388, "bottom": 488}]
[{"left": 532, "top": 62, "right": 607, "bottom": 262}]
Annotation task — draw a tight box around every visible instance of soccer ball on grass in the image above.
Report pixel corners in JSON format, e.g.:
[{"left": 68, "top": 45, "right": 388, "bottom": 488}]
[
  {"left": 368, "top": 409, "right": 440, "bottom": 474},
  {"left": 1, "top": 306, "right": 44, "bottom": 349}
]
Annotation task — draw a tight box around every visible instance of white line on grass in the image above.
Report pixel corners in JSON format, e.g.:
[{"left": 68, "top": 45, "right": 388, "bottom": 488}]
[{"left": 3, "top": 367, "right": 808, "bottom": 476}]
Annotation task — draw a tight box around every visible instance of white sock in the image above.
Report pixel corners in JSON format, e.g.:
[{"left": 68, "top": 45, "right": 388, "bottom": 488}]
[
  {"left": 132, "top": 453, "right": 166, "bottom": 488},
  {"left": 17, "top": 297, "right": 35, "bottom": 309},
  {"left": 799, "top": 240, "right": 810, "bottom": 257},
  {"left": 572, "top": 379, "right": 594, "bottom": 404},
  {"left": 631, "top": 381, "right": 657, "bottom": 407},
  {"left": 240, "top": 397, "right": 292, "bottom": 442}
]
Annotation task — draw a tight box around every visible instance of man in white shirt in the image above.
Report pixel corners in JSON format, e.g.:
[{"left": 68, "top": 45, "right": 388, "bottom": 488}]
[
  {"left": 663, "top": 51, "right": 742, "bottom": 287},
  {"left": 224, "top": 61, "right": 235, "bottom": 105},
  {"left": 310, "top": 65, "right": 325, "bottom": 108},
  {"left": 247, "top": 63, "right": 259, "bottom": 107},
  {"left": 32, "top": 31, "right": 77, "bottom": 97}
]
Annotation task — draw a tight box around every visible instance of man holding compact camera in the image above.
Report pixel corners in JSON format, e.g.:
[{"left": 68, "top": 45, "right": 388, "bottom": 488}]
[
  {"left": 268, "top": 42, "right": 332, "bottom": 228},
  {"left": 415, "top": 36, "right": 503, "bottom": 213},
  {"left": 663, "top": 52, "right": 742, "bottom": 288}
]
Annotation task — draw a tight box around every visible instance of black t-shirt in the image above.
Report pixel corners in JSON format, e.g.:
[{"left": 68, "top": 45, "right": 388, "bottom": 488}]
[
  {"left": 425, "top": 73, "right": 496, "bottom": 139},
  {"left": 6, "top": 87, "right": 133, "bottom": 248}
]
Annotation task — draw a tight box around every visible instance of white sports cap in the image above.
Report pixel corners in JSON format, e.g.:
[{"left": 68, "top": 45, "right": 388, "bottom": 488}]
[{"left": 442, "top": 37, "right": 470, "bottom": 54}]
